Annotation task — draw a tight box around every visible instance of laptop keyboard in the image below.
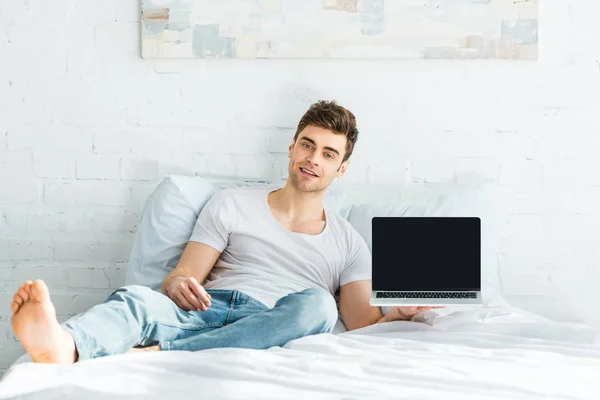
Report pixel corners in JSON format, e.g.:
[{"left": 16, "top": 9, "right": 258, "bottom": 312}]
[{"left": 376, "top": 292, "right": 477, "bottom": 299}]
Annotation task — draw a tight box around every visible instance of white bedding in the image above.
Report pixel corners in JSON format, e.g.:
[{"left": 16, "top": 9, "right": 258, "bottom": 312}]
[{"left": 1, "top": 305, "right": 599, "bottom": 400}]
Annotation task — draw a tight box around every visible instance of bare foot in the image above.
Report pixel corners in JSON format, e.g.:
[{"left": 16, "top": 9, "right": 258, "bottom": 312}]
[
  {"left": 11, "top": 280, "right": 78, "bottom": 364},
  {"left": 129, "top": 345, "right": 161, "bottom": 353}
]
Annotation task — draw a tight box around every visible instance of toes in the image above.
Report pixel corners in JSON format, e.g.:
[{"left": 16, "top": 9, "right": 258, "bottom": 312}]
[
  {"left": 12, "top": 292, "right": 26, "bottom": 314},
  {"left": 17, "top": 287, "right": 29, "bottom": 303},
  {"left": 10, "top": 293, "right": 23, "bottom": 314},
  {"left": 12, "top": 280, "right": 50, "bottom": 307},
  {"left": 31, "top": 280, "right": 50, "bottom": 302}
]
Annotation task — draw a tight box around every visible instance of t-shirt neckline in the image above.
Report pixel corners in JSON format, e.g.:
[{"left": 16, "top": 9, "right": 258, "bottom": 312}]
[{"left": 264, "top": 188, "right": 329, "bottom": 237}]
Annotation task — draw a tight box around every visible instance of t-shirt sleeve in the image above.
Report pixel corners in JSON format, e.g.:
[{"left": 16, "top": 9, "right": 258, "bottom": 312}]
[
  {"left": 340, "top": 228, "right": 372, "bottom": 286},
  {"left": 188, "top": 191, "right": 237, "bottom": 252}
]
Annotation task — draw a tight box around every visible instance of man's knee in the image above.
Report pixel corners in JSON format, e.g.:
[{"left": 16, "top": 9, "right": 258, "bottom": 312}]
[{"left": 283, "top": 287, "right": 339, "bottom": 333}]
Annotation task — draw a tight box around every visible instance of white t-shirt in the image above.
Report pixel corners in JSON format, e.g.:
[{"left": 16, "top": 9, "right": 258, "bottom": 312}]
[{"left": 188, "top": 187, "right": 372, "bottom": 308}]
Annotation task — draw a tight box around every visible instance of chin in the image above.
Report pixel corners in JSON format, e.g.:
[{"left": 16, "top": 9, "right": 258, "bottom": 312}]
[
  {"left": 299, "top": 185, "right": 322, "bottom": 193},
  {"left": 303, "top": 183, "right": 330, "bottom": 194},
  {"left": 290, "top": 173, "right": 324, "bottom": 193}
]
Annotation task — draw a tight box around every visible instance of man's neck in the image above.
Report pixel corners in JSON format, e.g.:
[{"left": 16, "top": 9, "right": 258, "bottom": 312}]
[{"left": 269, "top": 183, "right": 326, "bottom": 222}]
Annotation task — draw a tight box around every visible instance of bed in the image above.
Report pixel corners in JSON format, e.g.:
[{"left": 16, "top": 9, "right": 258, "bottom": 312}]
[{"left": 1, "top": 304, "right": 599, "bottom": 399}]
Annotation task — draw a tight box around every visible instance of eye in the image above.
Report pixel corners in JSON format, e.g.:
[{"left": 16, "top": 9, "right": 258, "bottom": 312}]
[
  {"left": 326, "top": 153, "right": 334, "bottom": 159},
  {"left": 303, "top": 143, "right": 312, "bottom": 149}
]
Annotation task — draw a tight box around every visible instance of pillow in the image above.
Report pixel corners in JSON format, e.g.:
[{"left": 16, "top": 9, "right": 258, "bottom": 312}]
[
  {"left": 126, "top": 175, "right": 217, "bottom": 290},
  {"left": 126, "top": 174, "right": 346, "bottom": 291},
  {"left": 344, "top": 181, "right": 509, "bottom": 316}
]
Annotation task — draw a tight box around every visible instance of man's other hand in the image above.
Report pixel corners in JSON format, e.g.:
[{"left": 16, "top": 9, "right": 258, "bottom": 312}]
[
  {"left": 385, "top": 305, "right": 445, "bottom": 322},
  {"left": 166, "top": 276, "right": 212, "bottom": 312}
]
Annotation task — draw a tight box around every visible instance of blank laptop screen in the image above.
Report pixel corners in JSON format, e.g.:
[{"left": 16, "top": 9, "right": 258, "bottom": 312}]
[{"left": 372, "top": 217, "right": 481, "bottom": 292}]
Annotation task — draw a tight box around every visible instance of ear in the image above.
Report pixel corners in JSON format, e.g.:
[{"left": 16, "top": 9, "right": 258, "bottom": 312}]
[
  {"left": 337, "top": 160, "right": 349, "bottom": 178},
  {"left": 288, "top": 141, "right": 295, "bottom": 158}
]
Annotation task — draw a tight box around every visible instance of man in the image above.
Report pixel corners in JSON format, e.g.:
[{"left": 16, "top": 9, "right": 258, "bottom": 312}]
[{"left": 10, "top": 100, "right": 438, "bottom": 364}]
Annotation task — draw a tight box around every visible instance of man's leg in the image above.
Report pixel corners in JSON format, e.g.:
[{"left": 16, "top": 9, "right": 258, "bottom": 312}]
[
  {"left": 163, "top": 287, "right": 339, "bottom": 352},
  {"left": 10, "top": 280, "right": 230, "bottom": 364}
]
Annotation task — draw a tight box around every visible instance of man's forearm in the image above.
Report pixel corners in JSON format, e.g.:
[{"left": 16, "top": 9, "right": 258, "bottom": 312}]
[{"left": 160, "top": 242, "right": 220, "bottom": 295}]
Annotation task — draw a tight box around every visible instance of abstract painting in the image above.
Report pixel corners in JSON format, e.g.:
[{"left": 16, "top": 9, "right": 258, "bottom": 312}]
[{"left": 141, "top": 0, "right": 538, "bottom": 60}]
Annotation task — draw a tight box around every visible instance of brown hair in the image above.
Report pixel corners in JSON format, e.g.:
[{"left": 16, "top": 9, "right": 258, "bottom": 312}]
[{"left": 294, "top": 100, "right": 358, "bottom": 162}]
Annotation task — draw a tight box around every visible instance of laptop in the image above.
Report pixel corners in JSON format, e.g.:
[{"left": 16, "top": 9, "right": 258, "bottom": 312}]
[{"left": 370, "top": 216, "right": 482, "bottom": 306}]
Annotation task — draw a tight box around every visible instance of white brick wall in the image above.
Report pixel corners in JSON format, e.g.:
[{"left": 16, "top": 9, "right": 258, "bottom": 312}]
[
  {"left": 120, "top": 158, "right": 159, "bottom": 181},
  {"left": 34, "top": 155, "right": 74, "bottom": 179},
  {"left": 7, "top": 239, "right": 52, "bottom": 261},
  {"left": 1, "top": 0, "right": 600, "bottom": 372},
  {"left": 0, "top": 130, "right": 7, "bottom": 153},
  {"left": 43, "top": 180, "right": 132, "bottom": 206},
  {"left": 7, "top": 126, "right": 93, "bottom": 153},
  {"left": 0, "top": 181, "right": 39, "bottom": 204},
  {"left": 76, "top": 155, "right": 121, "bottom": 180}
]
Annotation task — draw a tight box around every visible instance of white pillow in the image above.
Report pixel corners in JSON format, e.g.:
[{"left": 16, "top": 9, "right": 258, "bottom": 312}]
[
  {"left": 126, "top": 175, "right": 217, "bottom": 290},
  {"left": 344, "top": 181, "right": 509, "bottom": 315},
  {"left": 126, "top": 175, "right": 346, "bottom": 291}
]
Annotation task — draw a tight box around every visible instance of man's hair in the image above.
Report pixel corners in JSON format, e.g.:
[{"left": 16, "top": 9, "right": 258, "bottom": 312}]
[{"left": 294, "top": 100, "right": 358, "bottom": 163}]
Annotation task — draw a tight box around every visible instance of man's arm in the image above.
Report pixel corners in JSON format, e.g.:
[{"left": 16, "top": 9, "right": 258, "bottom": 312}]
[
  {"left": 339, "top": 280, "right": 385, "bottom": 331},
  {"left": 160, "top": 241, "right": 221, "bottom": 310}
]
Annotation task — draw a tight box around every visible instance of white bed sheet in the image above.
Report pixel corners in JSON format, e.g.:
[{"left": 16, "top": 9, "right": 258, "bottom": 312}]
[{"left": 1, "top": 305, "right": 599, "bottom": 400}]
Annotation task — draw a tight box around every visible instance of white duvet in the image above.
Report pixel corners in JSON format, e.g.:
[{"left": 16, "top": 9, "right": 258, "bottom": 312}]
[{"left": 1, "top": 305, "right": 599, "bottom": 400}]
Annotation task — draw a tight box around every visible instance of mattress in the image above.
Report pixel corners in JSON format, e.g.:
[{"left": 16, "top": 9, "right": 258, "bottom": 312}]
[{"left": 1, "top": 305, "right": 599, "bottom": 399}]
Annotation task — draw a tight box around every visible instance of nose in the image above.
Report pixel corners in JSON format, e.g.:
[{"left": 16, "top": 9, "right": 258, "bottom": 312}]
[{"left": 306, "top": 153, "right": 321, "bottom": 167}]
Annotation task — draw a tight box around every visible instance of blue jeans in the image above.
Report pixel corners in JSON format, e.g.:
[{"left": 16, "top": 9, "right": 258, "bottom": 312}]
[{"left": 61, "top": 285, "right": 339, "bottom": 361}]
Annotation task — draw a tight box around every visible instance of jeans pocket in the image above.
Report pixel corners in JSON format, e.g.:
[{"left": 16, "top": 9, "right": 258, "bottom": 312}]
[
  {"left": 206, "top": 289, "right": 235, "bottom": 303},
  {"left": 237, "top": 297, "right": 269, "bottom": 315}
]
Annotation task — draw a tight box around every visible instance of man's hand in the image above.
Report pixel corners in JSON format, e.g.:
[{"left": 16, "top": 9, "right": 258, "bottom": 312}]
[
  {"left": 382, "top": 306, "right": 445, "bottom": 322},
  {"left": 166, "top": 276, "right": 212, "bottom": 312}
]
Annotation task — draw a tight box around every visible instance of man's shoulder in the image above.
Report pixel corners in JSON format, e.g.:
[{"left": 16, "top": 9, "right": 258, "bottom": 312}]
[
  {"left": 214, "top": 186, "right": 272, "bottom": 199},
  {"left": 327, "top": 211, "right": 365, "bottom": 242},
  {"left": 208, "top": 186, "right": 274, "bottom": 208},
  {"left": 327, "top": 211, "right": 351, "bottom": 229},
  {"left": 198, "top": 186, "right": 273, "bottom": 226}
]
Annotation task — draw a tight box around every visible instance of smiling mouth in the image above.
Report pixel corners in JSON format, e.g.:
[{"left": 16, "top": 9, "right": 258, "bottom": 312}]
[{"left": 299, "top": 167, "right": 319, "bottom": 177}]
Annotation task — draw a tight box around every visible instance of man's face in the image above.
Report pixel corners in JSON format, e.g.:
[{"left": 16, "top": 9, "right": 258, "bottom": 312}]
[{"left": 287, "top": 125, "right": 349, "bottom": 193}]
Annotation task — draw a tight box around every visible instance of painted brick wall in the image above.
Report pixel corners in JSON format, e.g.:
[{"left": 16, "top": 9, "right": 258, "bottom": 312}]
[{"left": 1, "top": 0, "right": 600, "bottom": 372}]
